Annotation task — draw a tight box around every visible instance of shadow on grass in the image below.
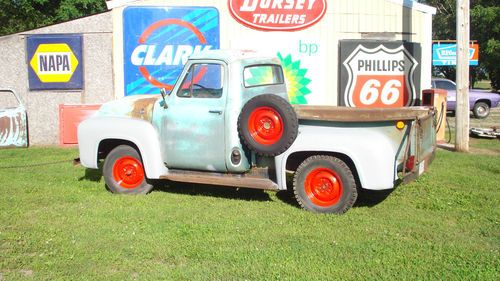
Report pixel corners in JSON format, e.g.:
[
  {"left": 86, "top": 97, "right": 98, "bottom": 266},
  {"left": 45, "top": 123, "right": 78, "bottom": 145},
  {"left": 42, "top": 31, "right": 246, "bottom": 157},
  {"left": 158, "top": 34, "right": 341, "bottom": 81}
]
[
  {"left": 77, "top": 167, "right": 393, "bottom": 208},
  {"left": 278, "top": 174, "right": 393, "bottom": 210},
  {"left": 79, "top": 164, "right": 103, "bottom": 182},
  {"left": 354, "top": 188, "right": 394, "bottom": 208},
  {"left": 153, "top": 181, "right": 272, "bottom": 202},
  {"left": 275, "top": 183, "right": 393, "bottom": 210},
  {"left": 78, "top": 167, "right": 272, "bottom": 202},
  {"left": 275, "top": 190, "right": 301, "bottom": 208}
]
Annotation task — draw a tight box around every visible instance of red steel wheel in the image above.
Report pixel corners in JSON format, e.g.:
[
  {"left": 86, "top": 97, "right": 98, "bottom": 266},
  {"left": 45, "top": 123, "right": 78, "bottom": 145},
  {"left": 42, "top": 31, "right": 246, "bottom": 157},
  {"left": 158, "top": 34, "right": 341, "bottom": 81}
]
[
  {"left": 293, "top": 155, "right": 357, "bottom": 214},
  {"left": 304, "top": 168, "right": 343, "bottom": 207},
  {"left": 112, "top": 156, "right": 145, "bottom": 189},
  {"left": 103, "top": 145, "right": 154, "bottom": 194},
  {"left": 247, "top": 106, "right": 284, "bottom": 145}
]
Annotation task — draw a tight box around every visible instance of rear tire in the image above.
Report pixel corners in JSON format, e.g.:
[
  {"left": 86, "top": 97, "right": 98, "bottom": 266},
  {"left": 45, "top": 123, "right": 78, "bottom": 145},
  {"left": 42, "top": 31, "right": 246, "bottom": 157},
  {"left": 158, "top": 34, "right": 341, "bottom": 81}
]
[
  {"left": 472, "top": 102, "right": 490, "bottom": 119},
  {"left": 293, "top": 155, "right": 357, "bottom": 214},
  {"left": 103, "top": 145, "right": 153, "bottom": 194}
]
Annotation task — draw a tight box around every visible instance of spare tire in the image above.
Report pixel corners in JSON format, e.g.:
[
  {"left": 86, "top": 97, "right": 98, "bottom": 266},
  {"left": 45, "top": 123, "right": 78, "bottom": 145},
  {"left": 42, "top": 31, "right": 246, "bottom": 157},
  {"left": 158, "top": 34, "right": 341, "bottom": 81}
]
[{"left": 238, "top": 94, "right": 298, "bottom": 156}]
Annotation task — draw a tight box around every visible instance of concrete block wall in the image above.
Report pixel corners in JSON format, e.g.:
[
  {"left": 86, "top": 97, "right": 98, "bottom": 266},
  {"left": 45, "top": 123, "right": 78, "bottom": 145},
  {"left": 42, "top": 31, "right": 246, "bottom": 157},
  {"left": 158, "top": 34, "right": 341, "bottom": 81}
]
[{"left": 0, "top": 12, "right": 114, "bottom": 145}]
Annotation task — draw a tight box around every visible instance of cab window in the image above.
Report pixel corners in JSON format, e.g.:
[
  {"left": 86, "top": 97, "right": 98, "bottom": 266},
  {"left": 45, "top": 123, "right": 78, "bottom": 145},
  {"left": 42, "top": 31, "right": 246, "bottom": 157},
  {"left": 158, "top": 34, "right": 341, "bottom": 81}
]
[{"left": 243, "top": 64, "right": 284, "bottom": 88}]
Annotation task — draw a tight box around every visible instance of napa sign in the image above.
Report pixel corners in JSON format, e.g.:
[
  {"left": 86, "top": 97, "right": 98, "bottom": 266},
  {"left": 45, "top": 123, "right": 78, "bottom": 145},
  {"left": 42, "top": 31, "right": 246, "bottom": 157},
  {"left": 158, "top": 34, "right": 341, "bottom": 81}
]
[
  {"left": 432, "top": 43, "right": 479, "bottom": 66},
  {"left": 27, "top": 34, "right": 83, "bottom": 90}
]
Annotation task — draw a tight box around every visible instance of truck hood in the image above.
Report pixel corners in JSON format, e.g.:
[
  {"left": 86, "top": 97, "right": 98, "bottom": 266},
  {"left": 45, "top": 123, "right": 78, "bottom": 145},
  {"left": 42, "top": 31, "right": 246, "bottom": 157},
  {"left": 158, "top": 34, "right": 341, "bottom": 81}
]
[{"left": 96, "top": 94, "right": 161, "bottom": 122}]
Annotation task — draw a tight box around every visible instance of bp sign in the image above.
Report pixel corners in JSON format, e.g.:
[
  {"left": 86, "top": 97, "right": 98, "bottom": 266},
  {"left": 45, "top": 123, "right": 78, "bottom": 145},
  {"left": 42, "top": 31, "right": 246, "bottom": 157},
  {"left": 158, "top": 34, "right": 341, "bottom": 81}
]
[{"left": 27, "top": 34, "right": 83, "bottom": 90}]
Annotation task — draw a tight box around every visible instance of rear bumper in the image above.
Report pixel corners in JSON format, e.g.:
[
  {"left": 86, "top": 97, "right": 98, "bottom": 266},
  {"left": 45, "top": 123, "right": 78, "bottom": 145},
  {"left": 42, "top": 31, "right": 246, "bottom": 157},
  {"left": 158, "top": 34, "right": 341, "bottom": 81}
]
[{"left": 402, "top": 150, "right": 436, "bottom": 184}]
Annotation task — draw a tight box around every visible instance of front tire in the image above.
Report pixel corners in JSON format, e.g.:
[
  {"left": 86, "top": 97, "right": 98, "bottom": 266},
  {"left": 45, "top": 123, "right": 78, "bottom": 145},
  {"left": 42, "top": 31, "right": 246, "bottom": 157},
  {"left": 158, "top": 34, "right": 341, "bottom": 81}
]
[
  {"left": 103, "top": 145, "right": 153, "bottom": 194},
  {"left": 293, "top": 155, "right": 357, "bottom": 214},
  {"left": 472, "top": 102, "right": 490, "bottom": 119}
]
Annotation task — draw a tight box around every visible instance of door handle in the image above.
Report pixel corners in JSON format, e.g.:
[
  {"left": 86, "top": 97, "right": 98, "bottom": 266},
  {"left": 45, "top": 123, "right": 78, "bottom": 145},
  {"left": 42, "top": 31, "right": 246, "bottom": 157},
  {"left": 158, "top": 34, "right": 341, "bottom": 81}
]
[{"left": 208, "top": 110, "right": 223, "bottom": 115}]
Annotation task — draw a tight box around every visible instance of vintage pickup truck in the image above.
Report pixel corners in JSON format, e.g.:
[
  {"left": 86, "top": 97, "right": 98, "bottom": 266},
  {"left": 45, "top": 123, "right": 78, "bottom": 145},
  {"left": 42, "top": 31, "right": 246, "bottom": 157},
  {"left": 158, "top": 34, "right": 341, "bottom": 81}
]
[{"left": 78, "top": 50, "right": 436, "bottom": 214}]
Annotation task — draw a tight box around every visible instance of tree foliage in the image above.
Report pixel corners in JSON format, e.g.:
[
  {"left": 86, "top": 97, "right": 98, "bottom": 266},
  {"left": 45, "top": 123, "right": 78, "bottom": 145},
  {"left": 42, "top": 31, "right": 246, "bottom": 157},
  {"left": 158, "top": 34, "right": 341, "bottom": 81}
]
[
  {"left": 422, "top": 0, "right": 500, "bottom": 90},
  {"left": 0, "top": 0, "right": 107, "bottom": 36}
]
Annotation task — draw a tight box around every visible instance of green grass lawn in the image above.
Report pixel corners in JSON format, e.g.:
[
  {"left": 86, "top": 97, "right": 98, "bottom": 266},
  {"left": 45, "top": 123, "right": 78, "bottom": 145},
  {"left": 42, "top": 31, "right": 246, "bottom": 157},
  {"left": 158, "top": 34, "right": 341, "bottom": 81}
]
[{"left": 0, "top": 144, "right": 499, "bottom": 280}]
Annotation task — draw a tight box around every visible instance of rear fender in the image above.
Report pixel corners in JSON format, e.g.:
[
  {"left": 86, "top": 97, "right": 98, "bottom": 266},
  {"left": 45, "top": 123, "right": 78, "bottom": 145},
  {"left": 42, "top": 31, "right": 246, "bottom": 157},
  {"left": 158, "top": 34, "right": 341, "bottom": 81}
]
[
  {"left": 275, "top": 125, "right": 399, "bottom": 191},
  {"left": 78, "top": 116, "right": 167, "bottom": 179}
]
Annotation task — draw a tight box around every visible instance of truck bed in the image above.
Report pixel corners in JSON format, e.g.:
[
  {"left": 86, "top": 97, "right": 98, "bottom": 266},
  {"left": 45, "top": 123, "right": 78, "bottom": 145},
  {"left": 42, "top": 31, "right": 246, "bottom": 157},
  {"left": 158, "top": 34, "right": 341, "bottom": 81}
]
[{"left": 293, "top": 105, "right": 435, "bottom": 122}]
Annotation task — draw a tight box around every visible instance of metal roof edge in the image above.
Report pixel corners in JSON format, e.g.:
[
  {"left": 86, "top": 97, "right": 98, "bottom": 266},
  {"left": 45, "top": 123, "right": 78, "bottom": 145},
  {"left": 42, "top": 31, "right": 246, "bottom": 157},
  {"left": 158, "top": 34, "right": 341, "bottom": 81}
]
[
  {"left": 106, "top": 0, "right": 141, "bottom": 10},
  {"left": 385, "top": 0, "right": 437, "bottom": 15}
]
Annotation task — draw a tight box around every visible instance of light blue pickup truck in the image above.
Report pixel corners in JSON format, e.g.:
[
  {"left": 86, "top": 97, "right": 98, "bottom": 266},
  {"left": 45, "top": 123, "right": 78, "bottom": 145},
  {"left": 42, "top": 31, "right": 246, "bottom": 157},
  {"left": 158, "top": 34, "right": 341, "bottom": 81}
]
[{"left": 78, "top": 50, "right": 436, "bottom": 214}]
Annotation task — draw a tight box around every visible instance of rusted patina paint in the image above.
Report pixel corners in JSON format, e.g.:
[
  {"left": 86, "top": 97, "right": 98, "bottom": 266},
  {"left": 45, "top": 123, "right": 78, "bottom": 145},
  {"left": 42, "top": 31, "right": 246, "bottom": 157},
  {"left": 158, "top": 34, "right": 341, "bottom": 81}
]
[
  {"left": 0, "top": 89, "right": 28, "bottom": 148},
  {"left": 294, "top": 105, "right": 435, "bottom": 122},
  {"left": 129, "top": 97, "right": 158, "bottom": 121},
  {"left": 0, "top": 106, "right": 28, "bottom": 148},
  {"left": 160, "top": 167, "right": 279, "bottom": 190},
  {"left": 96, "top": 95, "right": 160, "bottom": 122}
]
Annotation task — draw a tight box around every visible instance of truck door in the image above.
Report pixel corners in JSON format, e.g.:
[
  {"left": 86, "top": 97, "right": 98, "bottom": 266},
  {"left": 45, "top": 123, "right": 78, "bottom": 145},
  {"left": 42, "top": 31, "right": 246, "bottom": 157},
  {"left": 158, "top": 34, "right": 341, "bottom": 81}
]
[{"left": 160, "top": 62, "right": 227, "bottom": 171}]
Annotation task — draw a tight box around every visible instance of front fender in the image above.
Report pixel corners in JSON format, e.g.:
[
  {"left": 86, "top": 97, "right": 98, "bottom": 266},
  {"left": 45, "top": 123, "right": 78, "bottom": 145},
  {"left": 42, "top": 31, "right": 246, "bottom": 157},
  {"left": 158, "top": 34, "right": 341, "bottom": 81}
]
[
  {"left": 77, "top": 116, "right": 167, "bottom": 179},
  {"left": 275, "top": 125, "right": 399, "bottom": 191}
]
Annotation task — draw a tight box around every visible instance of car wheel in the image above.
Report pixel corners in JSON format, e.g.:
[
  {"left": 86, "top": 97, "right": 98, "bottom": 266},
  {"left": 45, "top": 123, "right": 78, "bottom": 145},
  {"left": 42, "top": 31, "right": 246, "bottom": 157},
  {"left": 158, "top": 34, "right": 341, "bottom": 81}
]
[
  {"left": 472, "top": 102, "right": 490, "bottom": 119},
  {"left": 238, "top": 94, "right": 298, "bottom": 156},
  {"left": 103, "top": 145, "right": 153, "bottom": 194},
  {"left": 293, "top": 155, "right": 357, "bottom": 214}
]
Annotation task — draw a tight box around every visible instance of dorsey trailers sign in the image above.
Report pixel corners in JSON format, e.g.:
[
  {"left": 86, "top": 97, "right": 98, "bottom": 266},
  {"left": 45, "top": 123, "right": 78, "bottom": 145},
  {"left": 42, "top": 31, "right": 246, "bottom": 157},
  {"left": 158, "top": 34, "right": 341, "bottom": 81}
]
[
  {"left": 123, "top": 7, "right": 220, "bottom": 96},
  {"left": 27, "top": 35, "right": 83, "bottom": 90},
  {"left": 229, "top": 0, "right": 327, "bottom": 31}
]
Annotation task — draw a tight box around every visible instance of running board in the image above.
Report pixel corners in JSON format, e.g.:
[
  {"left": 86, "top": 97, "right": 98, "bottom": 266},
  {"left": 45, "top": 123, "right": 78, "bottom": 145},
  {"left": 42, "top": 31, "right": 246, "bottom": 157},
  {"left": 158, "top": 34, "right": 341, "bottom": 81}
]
[{"left": 159, "top": 168, "right": 279, "bottom": 190}]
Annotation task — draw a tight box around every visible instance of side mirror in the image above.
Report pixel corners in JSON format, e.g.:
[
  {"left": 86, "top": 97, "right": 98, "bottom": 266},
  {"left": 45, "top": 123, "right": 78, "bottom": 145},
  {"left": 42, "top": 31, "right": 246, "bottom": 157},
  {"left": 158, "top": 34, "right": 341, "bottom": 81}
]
[{"left": 160, "top": 88, "right": 169, "bottom": 109}]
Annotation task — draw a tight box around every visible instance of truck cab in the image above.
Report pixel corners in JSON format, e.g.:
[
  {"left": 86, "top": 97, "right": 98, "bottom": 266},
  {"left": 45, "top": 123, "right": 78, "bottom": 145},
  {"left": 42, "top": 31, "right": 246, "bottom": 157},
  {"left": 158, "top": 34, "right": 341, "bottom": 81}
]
[{"left": 151, "top": 51, "right": 288, "bottom": 173}]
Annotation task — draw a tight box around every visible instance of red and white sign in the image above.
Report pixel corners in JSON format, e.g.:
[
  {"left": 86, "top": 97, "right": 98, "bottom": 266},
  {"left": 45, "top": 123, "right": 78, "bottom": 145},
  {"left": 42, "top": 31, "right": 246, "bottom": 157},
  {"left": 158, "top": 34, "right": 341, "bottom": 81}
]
[
  {"left": 343, "top": 45, "right": 418, "bottom": 108},
  {"left": 228, "top": 0, "right": 327, "bottom": 31}
]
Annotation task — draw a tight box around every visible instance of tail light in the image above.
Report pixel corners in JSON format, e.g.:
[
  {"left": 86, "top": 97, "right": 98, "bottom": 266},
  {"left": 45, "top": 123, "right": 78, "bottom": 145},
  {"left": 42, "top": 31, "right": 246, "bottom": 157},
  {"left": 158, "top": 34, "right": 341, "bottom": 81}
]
[{"left": 405, "top": 155, "right": 416, "bottom": 172}]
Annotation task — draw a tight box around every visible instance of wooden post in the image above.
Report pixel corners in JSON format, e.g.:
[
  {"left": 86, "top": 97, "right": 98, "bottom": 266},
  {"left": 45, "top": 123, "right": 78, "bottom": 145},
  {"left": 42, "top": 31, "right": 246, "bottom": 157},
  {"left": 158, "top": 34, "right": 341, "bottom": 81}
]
[{"left": 455, "top": 0, "right": 470, "bottom": 152}]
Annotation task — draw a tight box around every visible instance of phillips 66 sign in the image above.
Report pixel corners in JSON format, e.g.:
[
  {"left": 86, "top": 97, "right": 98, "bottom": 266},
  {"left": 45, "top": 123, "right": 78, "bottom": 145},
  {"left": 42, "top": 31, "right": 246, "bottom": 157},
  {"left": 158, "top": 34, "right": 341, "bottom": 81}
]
[{"left": 339, "top": 41, "right": 421, "bottom": 108}]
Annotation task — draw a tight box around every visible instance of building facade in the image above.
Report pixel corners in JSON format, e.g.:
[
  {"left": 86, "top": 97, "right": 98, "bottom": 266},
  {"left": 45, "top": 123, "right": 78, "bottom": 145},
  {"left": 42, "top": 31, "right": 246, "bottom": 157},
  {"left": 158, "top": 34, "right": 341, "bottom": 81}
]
[{"left": 0, "top": 0, "right": 435, "bottom": 145}]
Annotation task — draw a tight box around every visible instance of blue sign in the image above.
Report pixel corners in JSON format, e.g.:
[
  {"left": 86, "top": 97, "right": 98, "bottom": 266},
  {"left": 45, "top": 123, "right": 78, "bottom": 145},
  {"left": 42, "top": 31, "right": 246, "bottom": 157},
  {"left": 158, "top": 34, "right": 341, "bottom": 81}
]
[
  {"left": 432, "top": 43, "right": 479, "bottom": 66},
  {"left": 26, "top": 34, "right": 83, "bottom": 90},
  {"left": 123, "top": 6, "right": 220, "bottom": 96}
]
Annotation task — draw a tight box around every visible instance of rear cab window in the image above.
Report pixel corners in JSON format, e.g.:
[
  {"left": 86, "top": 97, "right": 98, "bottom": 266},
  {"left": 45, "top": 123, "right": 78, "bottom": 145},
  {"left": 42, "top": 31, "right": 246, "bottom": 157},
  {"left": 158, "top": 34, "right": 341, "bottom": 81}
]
[{"left": 243, "top": 64, "right": 284, "bottom": 88}]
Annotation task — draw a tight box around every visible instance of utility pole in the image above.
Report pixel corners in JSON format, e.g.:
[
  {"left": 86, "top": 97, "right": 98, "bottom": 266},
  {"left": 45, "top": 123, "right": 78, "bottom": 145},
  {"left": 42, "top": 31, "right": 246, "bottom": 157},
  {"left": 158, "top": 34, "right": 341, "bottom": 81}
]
[{"left": 455, "top": 0, "right": 470, "bottom": 152}]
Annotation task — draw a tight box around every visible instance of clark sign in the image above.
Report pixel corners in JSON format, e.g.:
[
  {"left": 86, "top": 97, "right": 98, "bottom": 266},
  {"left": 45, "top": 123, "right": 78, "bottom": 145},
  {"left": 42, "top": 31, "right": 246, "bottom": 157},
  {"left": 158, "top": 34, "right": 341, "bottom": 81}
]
[
  {"left": 123, "top": 7, "right": 220, "bottom": 96},
  {"left": 228, "top": 0, "right": 327, "bottom": 31}
]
